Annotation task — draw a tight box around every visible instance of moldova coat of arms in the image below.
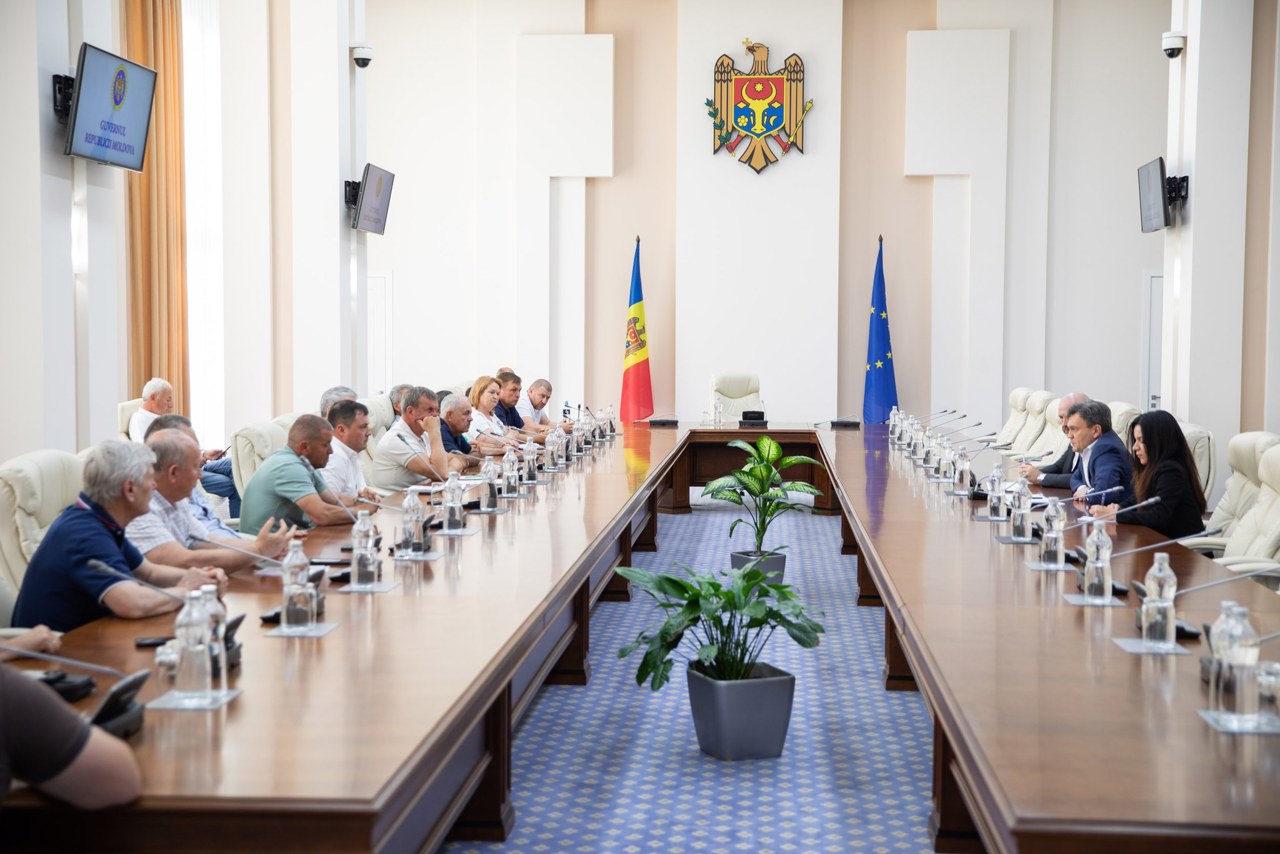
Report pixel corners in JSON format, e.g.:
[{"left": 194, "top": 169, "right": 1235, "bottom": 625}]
[{"left": 706, "top": 39, "right": 812, "bottom": 174}]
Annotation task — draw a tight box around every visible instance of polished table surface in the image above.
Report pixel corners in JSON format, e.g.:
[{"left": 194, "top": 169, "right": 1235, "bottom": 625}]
[{"left": 822, "top": 425, "right": 1280, "bottom": 852}]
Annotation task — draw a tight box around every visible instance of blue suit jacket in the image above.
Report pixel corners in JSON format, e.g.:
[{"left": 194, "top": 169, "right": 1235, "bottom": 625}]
[{"left": 1069, "top": 430, "right": 1135, "bottom": 506}]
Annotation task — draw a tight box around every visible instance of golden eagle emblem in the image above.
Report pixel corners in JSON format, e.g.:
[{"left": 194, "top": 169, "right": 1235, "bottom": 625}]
[{"left": 707, "top": 39, "right": 813, "bottom": 174}]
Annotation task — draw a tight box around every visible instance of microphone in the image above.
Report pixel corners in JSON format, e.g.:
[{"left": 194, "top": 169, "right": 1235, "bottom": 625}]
[
  {"left": 190, "top": 533, "right": 284, "bottom": 566},
  {"left": 0, "top": 644, "right": 125, "bottom": 678},
  {"left": 1171, "top": 562, "right": 1280, "bottom": 599},
  {"left": 818, "top": 414, "right": 861, "bottom": 429},
  {"left": 1001, "top": 450, "right": 1053, "bottom": 472},
  {"left": 88, "top": 559, "right": 187, "bottom": 603},
  {"left": 356, "top": 496, "right": 402, "bottom": 512},
  {"left": 936, "top": 421, "right": 982, "bottom": 438},
  {"left": 925, "top": 413, "right": 968, "bottom": 430},
  {"left": 913, "top": 408, "right": 955, "bottom": 422},
  {"left": 1111, "top": 527, "right": 1224, "bottom": 561},
  {"left": 634, "top": 413, "right": 678, "bottom": 427},
  {"left": 397, "top": 433, "right": 447, "bottom": 482},
  {"left": 1065, "top": 495, "right": 1160, "bottom": 530}
]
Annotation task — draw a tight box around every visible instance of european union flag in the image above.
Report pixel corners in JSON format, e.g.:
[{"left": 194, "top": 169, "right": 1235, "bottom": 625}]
[{"left": 862, "top": 239, "right": 899, "bottom": 424}]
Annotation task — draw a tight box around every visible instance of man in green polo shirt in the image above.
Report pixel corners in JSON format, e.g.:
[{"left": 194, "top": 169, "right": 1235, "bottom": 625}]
[{"left": 239, "top": 415, "right": 356, "bottom": 534}]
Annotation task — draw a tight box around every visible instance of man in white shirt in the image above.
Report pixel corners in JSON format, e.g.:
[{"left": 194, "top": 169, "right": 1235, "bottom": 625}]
[
  {"left": 515, "top": 378, "right": 573, "bottom": 435},
  {"left": 126, "top": 430, "right": 296, "bottom": 570},
  {"left": 127, "top": 377, "right": 174, "bottom": 441},
  {"left": 371, "top": 387, "right": 449, "bottom": 490},
  {"left": 322, "top": 399, "right": 379, "bottom": 503}
]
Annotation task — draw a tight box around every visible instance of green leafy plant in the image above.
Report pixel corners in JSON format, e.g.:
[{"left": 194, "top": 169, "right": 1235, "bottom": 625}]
[
  {"left": 617, "top": 559, "right": 824, "bottom": 690},
  {"left": 705, "top": 98, "right": 732, "bottom": 145},
  {"left": 701, "top": 435, "right": 823, "bottom": 556}
]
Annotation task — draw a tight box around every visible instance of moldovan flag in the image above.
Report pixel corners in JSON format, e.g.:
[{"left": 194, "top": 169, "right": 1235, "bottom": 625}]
[
  {"left": 863, "top": 237, "right": 899, "bottom": 424},
  {"left": 620, "top": 238, "right": 654, "bottom": 422}
]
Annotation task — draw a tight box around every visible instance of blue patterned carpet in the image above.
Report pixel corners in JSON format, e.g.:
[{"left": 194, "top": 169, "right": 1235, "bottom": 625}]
[{"left": 445, "top": 503, "right": 935, "bottom": 853}]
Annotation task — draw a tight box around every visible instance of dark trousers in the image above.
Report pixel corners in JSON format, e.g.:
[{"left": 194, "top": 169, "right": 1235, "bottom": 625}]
[{"left": 201, "top": 457, "right": 240, "bottom": 518}]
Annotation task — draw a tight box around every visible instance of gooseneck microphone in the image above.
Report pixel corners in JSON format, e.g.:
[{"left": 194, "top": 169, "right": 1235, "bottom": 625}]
[
  {"left": 1065, "top": 495, "right": 1160, "bottom": 530},
  {"left": 88, "top": 559, "right": 187, "bottom": 603},
  {"left": 0, "top": 644, "right": 126, "bottom": 678},
  {"left": 190, "top": 533, "right": 284, "bottom": 566},
  {"left": 397, "top": 433, "right": 447, "bottom": 483},
  {"left": 937, "top": 421, "right": 982, "bottom": 438},
  {"left": 1171, "top": 562, "right": 1280, "bottom": 599},
  {"left": 1110, "top": 527, "right": 1224, "bottom": 560},
  {"left": 914, "top": 409, "right": 955, "bottom": 422}
]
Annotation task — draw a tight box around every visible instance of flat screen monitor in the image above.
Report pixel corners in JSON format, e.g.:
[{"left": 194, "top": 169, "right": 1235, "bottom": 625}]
[
  {"left": 64, "top": 43, "right": 157, "bottom": 172},
  {"left": 352, "top": 163, "right": 395, "bottom": 234},
  {"left": 1138, "top": 156, "right": 1171, "bottom": 233}
]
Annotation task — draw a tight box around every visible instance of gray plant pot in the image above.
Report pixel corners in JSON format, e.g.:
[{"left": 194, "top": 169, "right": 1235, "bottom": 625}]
[
  {"left": 686, "top": 662, "right": 795, "bottom": 761},
  {"left": 730, "top": 549, "right": 786, "bottom": 582}
]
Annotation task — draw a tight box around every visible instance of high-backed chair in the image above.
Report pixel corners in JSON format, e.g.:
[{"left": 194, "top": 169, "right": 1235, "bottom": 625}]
[
  {"left": 982, "top": 387, "right": 1032, "bottom": 447},
  {"left": 1208, "top": 432, "right": 1280, "bottom": 538},
  {"left": 1025, "top": 396, "right": 1068, "bottom": 461},
  {"left": 1184, "top": 444, "right": 1280, "bottom": 574},
  {"left": 1108, "top": 401, "right": 1141, "bottom": 450},
  {"left": 0, "top": 450, "right": 84, "bottom": 627},
  {"left": 1178, "top": 421, "right": 1215, "bottom": 499},
  {"left": 231, "top": 418, "right": 291, "bottom": 496},
  {"left": 1001, "top": 390, "right": 1053, "bottom": 457},
  {"left": 118, "top": 398, "right": 143, "bottom": 441},
  {"left": 358, "top": 395, "right": 396, "bottom": 484},
  {"left": 711, "top": 374, "right": 762, "bottom": 421}
]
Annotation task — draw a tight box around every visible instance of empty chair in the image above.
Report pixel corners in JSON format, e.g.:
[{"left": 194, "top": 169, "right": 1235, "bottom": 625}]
[
  {"left": 982, "top": 387, "right": 1032, "bottom": 447},
  {"left": 230, "top": 418, "right": 292, "bottom": 495},
  {"left": 1184, "top": 444, "right": 1280, "bottom": 574},
  {"left": 1025, "top": 395, "right": 1069, "bottom": 461},
  {"left": 1001, "top": 390, "right": 1054, "bottom": 457},
  {"left": 1207, "top": 432, "right": 1280, "bottom": 539},
  {"left": 118, "top": 398, "right": 143, "bottom": 441},
  {"left": 711, "top": 374, "right": 763, "bottom": 421},
  {"left": 0, "top": 450, "right": 84, "bottom": 627},
  {"left": 1177, "top": 420, "right": 1215, "bottom": 499},
  {"left": 358, "top": 395, "right": 396, "bottom": 485},
  {"left": 1108, "top": 401, "right": 1141, "bottom": 451}
]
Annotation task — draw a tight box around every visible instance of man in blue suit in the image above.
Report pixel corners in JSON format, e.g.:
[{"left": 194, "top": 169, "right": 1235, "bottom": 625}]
[{"left": 1067, "top": 399, "right": 1134, "bottom": 506}]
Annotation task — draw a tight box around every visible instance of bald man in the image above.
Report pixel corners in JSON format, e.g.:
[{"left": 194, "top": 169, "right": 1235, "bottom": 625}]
[
  {"left": 1019, "top": 391, "right": 1087, "bottom": 488},
  {"left": 238, "top": 415, "right": 355, "bottom": 534}
]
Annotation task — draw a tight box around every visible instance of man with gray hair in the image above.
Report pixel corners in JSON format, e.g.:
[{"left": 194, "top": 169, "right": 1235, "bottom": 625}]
[
  {"left": 12, "top": 439, "right": 227, "bottom": 633},
  {"left": 1018, "top": 391, "right": 1087, "bottom": 488},
  {"left": 319, "top": 385, "right": 358, "bottom": 419},
  {"left": 372, "top": 386, "right": 448, "bottom": 489},
  {"left": 127, "top": 377, "right": 174, "bottom": 441},
  {"left": 1066, "top": 399, "right": 1135, "bottom": 506}
]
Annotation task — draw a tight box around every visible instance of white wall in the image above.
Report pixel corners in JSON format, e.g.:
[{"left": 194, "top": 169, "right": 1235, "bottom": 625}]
[{"left": 674, "top": 0, "right": 844, "bottom": 423}]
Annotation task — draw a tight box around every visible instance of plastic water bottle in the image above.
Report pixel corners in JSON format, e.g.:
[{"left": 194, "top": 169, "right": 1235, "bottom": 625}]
[
  {"left": 985, "top": 464, "right": 1005, "bottom": 519},
  {"left": 401, "top": 492, "right": 423, "bottom": 555},
  {"left": 200, "top": 583, "right": 227, "bottom": 693},
  {"left": 174, "top": 590, "right": 212, "bottom": 705},
  {"left": 1009, "top": 477, "right": 1033, "bottom": 540},
  {"left": 888, "top": 406, "right": 901, "bottom": 439},
  {"left": 1140, "top": 552, "right": 1177, "bottom": 651},
  {"left": 562, "top": 399, "right": 572, "bottom": 421},
  {"left": 352, "top": 508, "right": 373, "bottom": 553},
  {"left": 444, "top": 471, "right": 465, "bottom": 530},
  {"left": 502, "top": 447, "right": 520, "bottom": 496},
  {"left": 1083, "top": 520, "right": 1113, "bottom": 604},
  {"left": 1213, "top": 606, "right": 1260, "bottom": 731},
  {"left": 481, "top": 455, "right": 501, "bottom": 508},
  {"left": 953, "top": 446, "right": 970, "bottom": 490},
  {"left": 1208, "top": 600, "right": 1239, "bottom": 717},
  {"left": 352, "top": 509, "right": 378, "bottom": 585},
  {"left": 522, "top": 437, "right": 539, "bottom": 482},
  {"left": 1040, "top": 498, "right": 1065, "bottom": 567},
  {"left": 281, "top": 540, "right": 316, "bottom": 631}
]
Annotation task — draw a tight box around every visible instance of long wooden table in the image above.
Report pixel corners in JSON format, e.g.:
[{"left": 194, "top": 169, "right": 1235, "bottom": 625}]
[{"left": 4, "top": 423, "right": 1279, "bottom": 852}]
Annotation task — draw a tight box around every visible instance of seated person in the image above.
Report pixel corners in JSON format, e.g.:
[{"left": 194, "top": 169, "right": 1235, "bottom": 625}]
[
  {"left": 517, "top": 378, "right": 573, "bottom": 435},
  {"left": 439, "top": 394, "right": 480, "bottom": 474},
  {"left": 1067, "top": 399, "right": 1134, "bottom": 506},
  {"left": 143, "top": 415, "right": 242, "bottom": 538},
  {"left": 466, "top": 376, "right": 520, "bottom": 452},
  {"left": 371, "top": 387, "right": 449, "bottom": 489},
  {"left": 493, "top": 371, "right": 527, "bottom": 432},
  {"left": 322, "top": 399, "right": 380, "bottom": 504},
  {"left": 388, "top": 383, "right": 412, "bottom": 426},
  {"left": 319, "top": 385, "right": 357, "bottom": 419},
  {"left": 12, "top": 440, "right": 227, "bottom": 634},
  {"left": 1090, "top": 410, "right": 1207, "bottom": 538},
  {"left": 126, "top": 430, "right": 296, "bottom": 570},
  {"left": 127, "top": 377, "right": 174, "bottom": 440},
  {"left": 238, "top": 415, "right": 356, "bottom": 534},
  {"left": 0, "top": 625, "right": 61, "bottom": 662},
  {"left": 1, "top": 657, "right": 142, "bottom": 809},
  {"left": 1018, "top": 392, "right": 1086, "bottom": 488}
]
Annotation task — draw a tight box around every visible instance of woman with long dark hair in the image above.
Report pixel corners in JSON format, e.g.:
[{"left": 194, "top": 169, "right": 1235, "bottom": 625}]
[{"left": 1089, "top": 409, "right": 1206, "bottom": 538}]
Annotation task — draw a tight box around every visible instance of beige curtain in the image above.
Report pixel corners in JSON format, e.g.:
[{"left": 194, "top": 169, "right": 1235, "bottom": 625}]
[{"left": 124, "top": 0, "right": 189, "bottom": 413}]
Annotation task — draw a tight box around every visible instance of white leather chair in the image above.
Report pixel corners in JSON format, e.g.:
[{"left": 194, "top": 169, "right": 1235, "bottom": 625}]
[
  {"left": 982, "top": 387, "right": 1032, "bottom": 447},
  {"left": 711, "top": 374, "right": 763, "bottom": 421},
  {"left": 118, "top": 398, "right": 143, "bottom": 441},
  {"left": 1184, "top": 444, "right": 1280, "bottom": 575},
  {"left": 231, "top": 418, "right": 291, "bottom": 495},
  {"left": 0, "top": 450, "right": 84, "bottom": 627},
  {"left": 1109, "top": 401, "right": 1141, "bottom": 450},
  {"left": 358, "top": 395, "right": 396, "bottom": 485},
  {"left": 1206, "top": 432, "right": 1280, "bottom": 540},
  {"left": 1025, "top": 396, "right": 1069, "bottom": 461},
  {"left": 1001, "top": 390, "right": 1053, "bottom": 457},
  {"left": 1178, "top": 420, "right": 1215, "bottom": 499}
]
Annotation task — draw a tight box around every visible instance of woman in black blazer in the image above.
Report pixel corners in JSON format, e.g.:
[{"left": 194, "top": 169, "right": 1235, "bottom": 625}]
[{"left": 1091, "top": 410, "right": 1206, "bottom": 539}]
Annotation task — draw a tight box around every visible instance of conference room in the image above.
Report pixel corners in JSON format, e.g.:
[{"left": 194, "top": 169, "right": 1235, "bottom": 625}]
[{"left": 3, "top": 0, "right": 1279, "bottom": 851}]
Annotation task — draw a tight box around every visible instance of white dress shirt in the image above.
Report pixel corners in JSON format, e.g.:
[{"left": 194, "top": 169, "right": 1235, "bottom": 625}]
[
  {"left": 371, "top": 418, "right": 434, "bottom": 491},
  {"left": 467, "top": 408, "right": 507, "bottom": 441},
  {"left": 322, "top": 436, "right": 366, "bottom": 497},
  {"left": 516, "top": 390, "right": 546, "bottom": 426},
  {"left": 128, "top": 408, "right": 158, "bottom": 442}
]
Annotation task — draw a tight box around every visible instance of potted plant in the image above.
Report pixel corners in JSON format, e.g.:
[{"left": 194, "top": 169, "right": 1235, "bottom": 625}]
[
  {"left": 700, "top": 435, "right": 823, "bottom": 581},
  {"left": 618, "top": 558, "right": 824, "bottom": 760}
]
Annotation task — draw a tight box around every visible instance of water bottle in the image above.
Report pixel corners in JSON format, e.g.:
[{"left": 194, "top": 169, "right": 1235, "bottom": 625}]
[
  {"left": 200, "top": 583, "right": 227, "bottom": 692},
  {"left": 352, "top": 508, "right": 373, "bottom": 552},
  {"left": 573, "top": 419, "right": 587, "bottom": 457},
  {"left": 985, "top": 464, "right": 1005, "bottom": 519},
  {"left": 444, "top": 471, "right": 465, "bottom": 530},
  {"left": 562, "top": 399, "right": 572, "bottom": 421},
  {"left": 1213, "top": 606, "right": 1261, "bottom": 731},
  {"left": 174, "top": 589, "right": 212, "bottom": 705},
  {"left": 282, "top": 540, "right": 316, "bottom": 631},
  {"left": 481, "top": 455, "right": 501, "bottom": 508},
  {"left": 1208, "top": 600, "right": 1239, "bottom": 716},
  {"left": 502, "top": 447, "right": 520, "bottom": 496},
  {"left": 1009, "top": 477, "right": 1033, "bottom": 540},
  {"left": 713, "top": 396, "right": 725, "bottom": 427},
  {"left": 954, "top": 446, "right": 970, "bottom": 490},
  {"left": 605, "top": 404, "right": 617, "bottom": 435},
  {"left": 522, "top": 437, "right": 539, "bottom": 482},
  {"left": 888, "top": 406, "right": 901, "bottom": 439},
  {"left": 1083, "top": 520, "right": 1113, "bottom": 604},
  {"left": 400, "top": 492, "right": 423, "bottom": 555},
  {"left": 1040, "top": 498, "right": 1065, "bottom": 568},
  {"left": 1140, "top": 552, "right": 1177, "bottom": 651}
]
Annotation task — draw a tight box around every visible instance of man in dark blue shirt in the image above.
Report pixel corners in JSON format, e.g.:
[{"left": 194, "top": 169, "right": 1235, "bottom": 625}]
[
  {"left": 439, "top": 393, "right": 481, "bottom": 474},
  {"left": 493, "top": 371, "right": 526, "bottom": 431},
  {"left": 13, "top": 440, "right": 226, "bottom": 633}
]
